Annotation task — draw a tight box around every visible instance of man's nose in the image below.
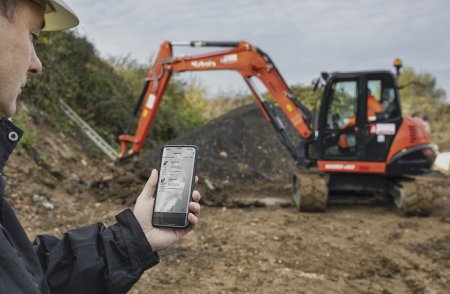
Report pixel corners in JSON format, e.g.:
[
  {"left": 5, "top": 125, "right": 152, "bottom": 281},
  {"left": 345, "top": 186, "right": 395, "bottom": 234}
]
[{"left": 28, "top": 46, "right": 42, "bottom": 74}]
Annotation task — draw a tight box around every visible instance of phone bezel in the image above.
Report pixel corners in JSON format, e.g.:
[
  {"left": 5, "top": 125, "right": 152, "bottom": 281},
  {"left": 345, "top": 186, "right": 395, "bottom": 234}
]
[{"left": 151, "top": 145, "right": 198, "bottom": 229}]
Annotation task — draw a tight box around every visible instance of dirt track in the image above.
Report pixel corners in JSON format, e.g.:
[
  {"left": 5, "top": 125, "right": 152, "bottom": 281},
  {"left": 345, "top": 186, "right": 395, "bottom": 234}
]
[
  {"left": 5, "top": 104, "right": 450, "bottom": 293},
  {"left": 127, "top": 178, "right": 450, "bottom": 294},
  {"left": 134, "top": 207, "right": 450, "bottom": 293}
]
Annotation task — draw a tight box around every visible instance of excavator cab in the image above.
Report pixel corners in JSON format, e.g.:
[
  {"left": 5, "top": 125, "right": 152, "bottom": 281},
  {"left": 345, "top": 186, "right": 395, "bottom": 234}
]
[
  {"left": 293, "top": 71, "right": 406, "bottom": 213},
  {"left": 317, "top": 71, "right": 402, "bottom": 162},
  {"left": 298, "top": 69, "right": 437, "bottom": 215}
]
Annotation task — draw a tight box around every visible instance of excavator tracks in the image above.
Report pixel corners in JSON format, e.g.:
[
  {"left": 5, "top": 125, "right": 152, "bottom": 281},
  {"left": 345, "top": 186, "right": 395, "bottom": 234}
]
[
  {"left": 391, "top": 178, "right": 435, "bottom": 216},
  {"left": 292, "top": 171, "right": 328, "bottom": 212}
]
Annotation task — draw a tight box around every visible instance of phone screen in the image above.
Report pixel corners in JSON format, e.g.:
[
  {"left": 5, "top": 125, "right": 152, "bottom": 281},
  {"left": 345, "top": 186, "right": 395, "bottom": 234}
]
[{"left": 153, "top": 145, "right": 197, "bottom": 228}]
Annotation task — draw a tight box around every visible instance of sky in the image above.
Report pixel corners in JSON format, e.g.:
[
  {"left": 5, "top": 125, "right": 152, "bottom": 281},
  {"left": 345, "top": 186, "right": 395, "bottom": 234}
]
[{"left": 68, "top": 0, "right": 450, "bottom": 100}]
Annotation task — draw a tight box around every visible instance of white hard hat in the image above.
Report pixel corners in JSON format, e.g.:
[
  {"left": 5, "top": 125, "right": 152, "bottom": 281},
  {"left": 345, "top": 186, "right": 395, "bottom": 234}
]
[{"left": 42, "top": 0, "right": 79, "bottom": 31}]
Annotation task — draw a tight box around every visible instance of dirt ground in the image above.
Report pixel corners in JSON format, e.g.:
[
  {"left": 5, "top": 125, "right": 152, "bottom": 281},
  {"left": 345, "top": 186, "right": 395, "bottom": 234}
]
[
  {"left": 133, "top": 201, "right": 450, "bottom": 294},
  {"left": 4, "top": 104, "right": 450, "bottom": 293}
]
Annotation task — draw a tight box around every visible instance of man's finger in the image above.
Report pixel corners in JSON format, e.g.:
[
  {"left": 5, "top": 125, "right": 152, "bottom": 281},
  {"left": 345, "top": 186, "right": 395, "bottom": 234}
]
[
  {"left": 188, "top": 213, "right": 198, "bottom": 226},
  {"left": 191, "top": 190, "right": 201, "bottom": 202},
  {"left": 189, "top": 202, "right": 200, "bottom": 216}
]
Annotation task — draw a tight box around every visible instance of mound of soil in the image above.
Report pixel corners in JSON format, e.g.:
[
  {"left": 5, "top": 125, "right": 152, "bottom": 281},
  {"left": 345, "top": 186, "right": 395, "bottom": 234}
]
[
  {"left": 135, "top": 103, "right": 297, "bottom": 182},
  {"left": 93, "top": 104, "right": 299, "bottom": 205}
]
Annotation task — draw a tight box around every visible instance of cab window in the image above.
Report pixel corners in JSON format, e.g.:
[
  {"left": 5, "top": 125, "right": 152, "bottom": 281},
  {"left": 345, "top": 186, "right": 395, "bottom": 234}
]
[
  {"left": 367, "top": 77, "right": 400, "bottom": 122},
  {"left": 326, "top": 80, "right": 358, "bottom": 130}
]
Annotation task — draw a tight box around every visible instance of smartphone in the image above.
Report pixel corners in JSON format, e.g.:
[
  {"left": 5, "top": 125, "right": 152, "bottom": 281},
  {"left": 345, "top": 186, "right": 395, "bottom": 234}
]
[{"left": 152, "top": 145, "right": 198, "bottom": 228}]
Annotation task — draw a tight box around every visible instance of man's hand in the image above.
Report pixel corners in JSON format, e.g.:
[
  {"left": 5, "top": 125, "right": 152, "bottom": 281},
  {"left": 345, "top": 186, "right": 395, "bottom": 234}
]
[{"left": 133, "top": 169, "right": 201, "bottom": 252}]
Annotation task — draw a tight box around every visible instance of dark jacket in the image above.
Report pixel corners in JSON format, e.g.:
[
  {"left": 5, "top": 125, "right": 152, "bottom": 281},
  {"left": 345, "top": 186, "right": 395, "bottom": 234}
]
[{"left": 0, "top": 120, "right": 159, "bottom": 293}]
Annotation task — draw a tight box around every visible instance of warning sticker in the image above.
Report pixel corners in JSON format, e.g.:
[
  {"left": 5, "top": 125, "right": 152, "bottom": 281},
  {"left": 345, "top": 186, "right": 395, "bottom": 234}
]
[
  {"left": 369, "top": 123, "right": 396, "bottom": 135},
  {"left": 145, "top": 94, "right": 156, "bottom": 109},
  {"left": 220, "top": 54, "right": 238, "bottom": 64}
]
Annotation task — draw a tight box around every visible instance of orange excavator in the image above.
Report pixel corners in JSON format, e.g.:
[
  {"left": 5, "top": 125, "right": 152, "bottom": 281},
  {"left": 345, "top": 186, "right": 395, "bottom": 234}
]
[{"left": 119, "top": 41, "right": 437, "bottom": 215}]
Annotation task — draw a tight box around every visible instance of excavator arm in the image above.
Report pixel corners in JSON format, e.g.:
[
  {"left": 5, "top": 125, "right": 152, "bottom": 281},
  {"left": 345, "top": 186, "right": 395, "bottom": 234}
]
[{"left": 119, "top": 40, "right": 314, "bottom": 166}]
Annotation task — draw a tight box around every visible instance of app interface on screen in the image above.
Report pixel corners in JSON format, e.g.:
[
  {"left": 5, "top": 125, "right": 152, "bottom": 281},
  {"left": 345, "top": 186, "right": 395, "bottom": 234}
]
[{"left": 155, "top": 147, "right": 196, "bottom": 213}]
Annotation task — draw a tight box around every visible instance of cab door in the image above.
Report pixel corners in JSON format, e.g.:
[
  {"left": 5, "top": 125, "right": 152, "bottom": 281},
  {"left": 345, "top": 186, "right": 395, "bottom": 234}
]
[{"left": 360, "top": 74, "right": 402, "bottom": 162}]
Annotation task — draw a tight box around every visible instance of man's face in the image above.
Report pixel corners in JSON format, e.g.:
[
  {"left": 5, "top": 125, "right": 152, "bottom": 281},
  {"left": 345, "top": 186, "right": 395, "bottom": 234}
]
[{"left": 0, "top": 0, "right": 44, "bottom": 119}]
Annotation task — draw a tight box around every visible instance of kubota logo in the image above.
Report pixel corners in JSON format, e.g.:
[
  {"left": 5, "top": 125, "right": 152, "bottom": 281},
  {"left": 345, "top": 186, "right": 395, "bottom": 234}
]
[{"left": 191, "top": 60, "right": 216, "bottom": 68}]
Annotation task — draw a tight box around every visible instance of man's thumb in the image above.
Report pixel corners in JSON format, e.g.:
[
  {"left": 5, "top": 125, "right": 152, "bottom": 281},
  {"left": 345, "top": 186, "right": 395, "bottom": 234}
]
[{"left": 143, "top": 169, "right": 158, "bottom": 199}]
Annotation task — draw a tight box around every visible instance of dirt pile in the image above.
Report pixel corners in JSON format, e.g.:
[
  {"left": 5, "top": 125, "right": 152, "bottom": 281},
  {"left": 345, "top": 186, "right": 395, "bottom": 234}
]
[
  {"left": 93, "top": 103, "right": 298, "bottom": 206},
  {"left": 134, "top": 103, "right": 297, "bottom": 182}
]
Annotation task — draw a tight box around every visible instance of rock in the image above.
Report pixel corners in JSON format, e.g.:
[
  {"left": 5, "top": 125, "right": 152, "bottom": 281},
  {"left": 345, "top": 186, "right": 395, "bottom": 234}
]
[
  {"left": 204, "top": 178, "right": 215, "bottom": 190},
  {"left": 32, "top": 194, "right": 55, "bottom": 210}
]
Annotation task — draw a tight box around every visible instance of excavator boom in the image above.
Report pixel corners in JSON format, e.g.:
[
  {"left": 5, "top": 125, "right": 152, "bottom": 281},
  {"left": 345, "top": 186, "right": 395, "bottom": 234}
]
[{"left": 119, "top": 40, "right": 313, "bottom": 166}]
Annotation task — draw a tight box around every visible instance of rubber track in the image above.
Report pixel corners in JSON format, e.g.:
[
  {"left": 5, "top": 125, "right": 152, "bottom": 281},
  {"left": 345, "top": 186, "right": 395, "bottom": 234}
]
[
  {"left": 293, "top": 172, "right": 328, "bottom": 212},
  {"left": 395, "top": 180, "right": 433, "bottom": 216}
]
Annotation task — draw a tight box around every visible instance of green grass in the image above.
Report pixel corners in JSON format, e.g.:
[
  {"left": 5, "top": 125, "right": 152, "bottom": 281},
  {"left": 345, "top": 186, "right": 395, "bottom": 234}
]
[{"left": 13, "top": 111, "right": 37, "bottom": 150}]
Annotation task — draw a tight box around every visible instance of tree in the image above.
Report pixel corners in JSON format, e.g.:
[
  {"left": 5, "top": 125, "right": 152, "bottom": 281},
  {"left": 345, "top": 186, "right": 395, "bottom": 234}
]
[
  {"left": 290, "top": 84, "right": 322, "bottom": 112},
  {"left": 22, "top": 31, "right": 135, "bottom": 145},
  {"left": 397, "top": 67, "right": 446, "bottom": 104}
]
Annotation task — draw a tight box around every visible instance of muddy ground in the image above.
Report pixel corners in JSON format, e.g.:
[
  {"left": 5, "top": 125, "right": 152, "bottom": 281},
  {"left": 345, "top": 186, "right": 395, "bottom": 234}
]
[{"left": 4, "top": 104, "right": 450, "bottom": 293}]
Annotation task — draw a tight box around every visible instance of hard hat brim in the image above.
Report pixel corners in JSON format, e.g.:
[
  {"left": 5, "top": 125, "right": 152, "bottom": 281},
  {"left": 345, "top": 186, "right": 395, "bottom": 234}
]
[{"left": 42, "top": 0, "right": 79, "bottom": 31}]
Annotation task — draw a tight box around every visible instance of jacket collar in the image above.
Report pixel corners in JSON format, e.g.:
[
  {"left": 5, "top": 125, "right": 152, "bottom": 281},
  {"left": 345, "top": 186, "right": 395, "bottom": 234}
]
[{"left": 0, "top": 120, "right": 23, "bottom": 172}]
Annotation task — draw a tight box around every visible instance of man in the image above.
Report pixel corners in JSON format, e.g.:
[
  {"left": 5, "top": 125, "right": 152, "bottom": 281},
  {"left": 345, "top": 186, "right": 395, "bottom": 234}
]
[
  {"left": 0, "top": 0, "right": 201, "bottom": 293},
  {"left": 338, "top": 88, "right": 384, "bottom": 149},
  {"left": 365, "top": 89, "right": 384, "bottom": 122}
]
